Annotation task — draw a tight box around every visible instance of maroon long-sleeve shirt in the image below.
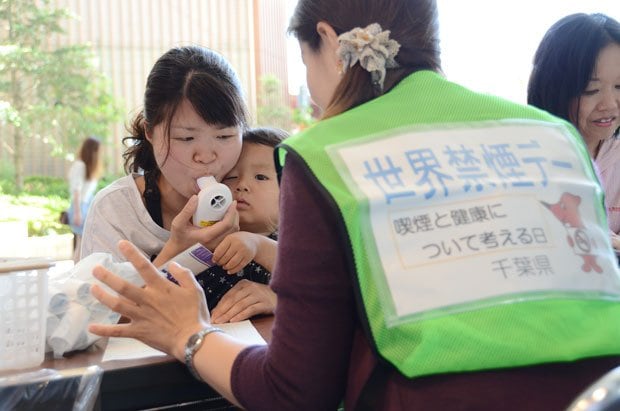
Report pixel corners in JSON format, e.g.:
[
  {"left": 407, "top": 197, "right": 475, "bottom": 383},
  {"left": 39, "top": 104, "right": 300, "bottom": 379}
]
[{"left": 231, "top": 154, "right": 620, "bottom": 410}]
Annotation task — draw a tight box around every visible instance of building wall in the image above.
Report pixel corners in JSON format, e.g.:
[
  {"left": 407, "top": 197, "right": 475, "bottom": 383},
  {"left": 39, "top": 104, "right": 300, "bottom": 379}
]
[
  {"left": 12, "top": 0, "right": 289, "bottom": 178},
  {"left": 255, "top": 0, "right": 289, "bottom": 103}
]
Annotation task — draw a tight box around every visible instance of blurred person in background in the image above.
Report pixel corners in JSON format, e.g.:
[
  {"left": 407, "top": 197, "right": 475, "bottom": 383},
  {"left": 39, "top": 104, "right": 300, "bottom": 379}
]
[{"left": 68, "top": 136, "right": 103, "bottom": 261}]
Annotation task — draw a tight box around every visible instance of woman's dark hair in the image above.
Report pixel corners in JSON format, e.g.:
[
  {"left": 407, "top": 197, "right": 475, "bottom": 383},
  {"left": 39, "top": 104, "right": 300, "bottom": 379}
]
[
  {"left": 123, "top": 46, "right": 249, "bottom": 174},
  {"left": 242, "top": 127, "right": 288, "bottom": 148},
  {"left": 527, "top": 13, "right": 620, "bottom": 124},
  {"left": 288, "top": 0, "right": 441, "bottom": 118},
  {"left": 78, "top": 136, "right": 102, "bottom": 180}
]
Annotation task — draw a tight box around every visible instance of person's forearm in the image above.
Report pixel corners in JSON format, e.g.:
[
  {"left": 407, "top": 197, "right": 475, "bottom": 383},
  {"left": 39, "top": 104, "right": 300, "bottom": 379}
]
[
  {"left": 254, "top": 236, "right": 277, "bottom": 272},
  {"left": 178, "top": 331, "right": 249, "bottom": 407}
]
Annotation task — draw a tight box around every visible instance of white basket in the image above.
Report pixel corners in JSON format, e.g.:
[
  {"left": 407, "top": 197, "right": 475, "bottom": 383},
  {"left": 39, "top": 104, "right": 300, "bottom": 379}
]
[{"left": 0, "top": 259, "right": 52, "bottom": 372}]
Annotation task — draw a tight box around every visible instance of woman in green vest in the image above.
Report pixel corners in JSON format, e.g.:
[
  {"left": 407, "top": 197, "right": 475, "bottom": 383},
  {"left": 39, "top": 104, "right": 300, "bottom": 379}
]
[{"left": 88, "top": 0, "right": 620, "bottom": 409}]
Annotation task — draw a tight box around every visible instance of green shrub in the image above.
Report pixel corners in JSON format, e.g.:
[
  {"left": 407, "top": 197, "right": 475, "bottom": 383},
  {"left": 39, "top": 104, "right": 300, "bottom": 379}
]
[
  {"left": 0, "top": 174, "right": 123, "bottom": 237},
  {"left": 0, "top": 176, "right": 71, "bottom": 236},
  {"left": 0, "top": 156, "right": 15, "bottom": 182},
  {"left": 22, "top": 176, "right": 70, "bottom": 198},
  {"left": 0, "top": 176, "right": 16, "bottom": 195},
  {"left": 0, "top": 175, "right": 69, "bottom": 197}
]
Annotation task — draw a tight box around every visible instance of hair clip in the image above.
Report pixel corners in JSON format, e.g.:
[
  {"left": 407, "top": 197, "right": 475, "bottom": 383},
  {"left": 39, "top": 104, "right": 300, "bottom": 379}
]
[{"left": 337, "top": 23, "right": 401, "bottom": 92}]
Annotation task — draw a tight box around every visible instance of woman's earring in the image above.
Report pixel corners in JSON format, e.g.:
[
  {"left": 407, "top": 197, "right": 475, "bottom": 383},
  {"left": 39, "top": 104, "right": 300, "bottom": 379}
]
[{"left": 336, "top": 60, "right": 344, "bottom": 76}]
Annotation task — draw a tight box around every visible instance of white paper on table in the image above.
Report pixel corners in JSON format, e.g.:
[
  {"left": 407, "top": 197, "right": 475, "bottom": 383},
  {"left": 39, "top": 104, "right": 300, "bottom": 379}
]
[
  {"left": 101, "top": 337, "right": 166, "bottom": 362},
  {"left": 101, "top": 320, "right": 267, "bottom": 362}
]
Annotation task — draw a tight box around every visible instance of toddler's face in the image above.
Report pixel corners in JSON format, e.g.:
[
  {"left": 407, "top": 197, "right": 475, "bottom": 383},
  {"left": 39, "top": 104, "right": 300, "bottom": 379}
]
[{"left": 223, "top": 143, "right": 279, "bottom": 235}]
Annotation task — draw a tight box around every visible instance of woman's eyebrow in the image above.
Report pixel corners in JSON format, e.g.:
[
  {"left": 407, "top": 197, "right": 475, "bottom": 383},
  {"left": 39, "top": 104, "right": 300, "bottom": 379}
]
[
  {"left": 170, "top": 125, "right": 199, "bottom": 130},
  {"left": 170, "top": 124, "right": 237, "bottom": 131}
]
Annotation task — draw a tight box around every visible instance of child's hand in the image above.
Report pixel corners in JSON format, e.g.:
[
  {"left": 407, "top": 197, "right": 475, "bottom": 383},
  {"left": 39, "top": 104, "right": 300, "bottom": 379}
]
[
  {"left": 155, "top": 197, "right": 239, "bottom": 267},
  {"left": 199, "top": 201, "right": 240, "bottom": 251},
  {"left": 210, "top": 280, "right": 277, "bottom": 323},
  {"left": 212, "top": 231, "right": 260, "bottom": 273}
]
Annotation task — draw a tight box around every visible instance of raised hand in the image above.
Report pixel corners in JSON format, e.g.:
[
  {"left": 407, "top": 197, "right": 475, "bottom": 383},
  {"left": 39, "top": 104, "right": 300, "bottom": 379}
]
[{"left": 89, "top": 240, "right": 211, "bottom": 361}]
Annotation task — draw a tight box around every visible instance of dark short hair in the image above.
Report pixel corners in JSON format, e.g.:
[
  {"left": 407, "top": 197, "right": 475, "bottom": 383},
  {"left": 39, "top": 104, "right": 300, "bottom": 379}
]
[
  {"left": 288, "top": 0, "right": 441, "bottom": 118},
  {"left": 527, "top": 13, "right": 620, "bottom": 123},
  {"left": 123, "top": 46, "right": 249, "bottom": 173},
  {"left": 242, "top": 127, "right": 288, "bottom": 148}
]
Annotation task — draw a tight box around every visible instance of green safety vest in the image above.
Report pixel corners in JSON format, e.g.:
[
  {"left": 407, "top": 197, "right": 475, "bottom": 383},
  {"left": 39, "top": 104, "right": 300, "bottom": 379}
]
[{"left": 279, "top": 70, "right": 620, "bottom": 378}]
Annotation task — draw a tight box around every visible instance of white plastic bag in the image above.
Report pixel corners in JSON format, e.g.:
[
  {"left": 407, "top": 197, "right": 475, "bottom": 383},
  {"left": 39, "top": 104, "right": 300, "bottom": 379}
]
[{"left": 46, "top": 253, "right": 143, "bottom": 358}]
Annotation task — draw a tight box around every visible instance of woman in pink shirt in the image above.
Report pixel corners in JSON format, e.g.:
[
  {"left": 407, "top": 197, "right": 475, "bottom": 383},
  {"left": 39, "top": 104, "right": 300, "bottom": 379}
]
[{"left": 528, "top": 13, "right": 620, "bottom": 250}]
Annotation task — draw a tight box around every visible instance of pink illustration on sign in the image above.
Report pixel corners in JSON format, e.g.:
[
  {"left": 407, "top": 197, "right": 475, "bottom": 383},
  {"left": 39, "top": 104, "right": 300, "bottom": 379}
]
[{"left": 541, "top": 192, "right": 603, "bottom": 273}]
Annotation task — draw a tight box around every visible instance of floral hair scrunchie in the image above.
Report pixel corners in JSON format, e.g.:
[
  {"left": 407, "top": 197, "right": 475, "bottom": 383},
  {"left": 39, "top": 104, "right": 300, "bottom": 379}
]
[{"left": 337, "top": 23, "right": 401, "bottom": 92}]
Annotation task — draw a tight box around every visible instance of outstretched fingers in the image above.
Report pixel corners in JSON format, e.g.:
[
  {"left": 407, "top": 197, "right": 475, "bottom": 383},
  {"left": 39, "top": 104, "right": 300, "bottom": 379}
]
[
  {"left": 91, "top": 265, "right": 141, "bottom": 301},
  {"left": 89, "top": 321, "right": 135, "bottom": 338},
  {"left": 91, "top": 284, "right": 138, "bottom": 318},
  {"left": 167, "top": 261, "right": 199, "bottom": 289},
  {"left": 117, "top": 240, "right": 169, "bottom": 286}
]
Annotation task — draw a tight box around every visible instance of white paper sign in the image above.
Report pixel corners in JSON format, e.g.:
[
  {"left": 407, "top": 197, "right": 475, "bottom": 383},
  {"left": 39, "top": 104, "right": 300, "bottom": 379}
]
[{"left": 329, "top": 121, "right": 620, "bottom": 323}]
